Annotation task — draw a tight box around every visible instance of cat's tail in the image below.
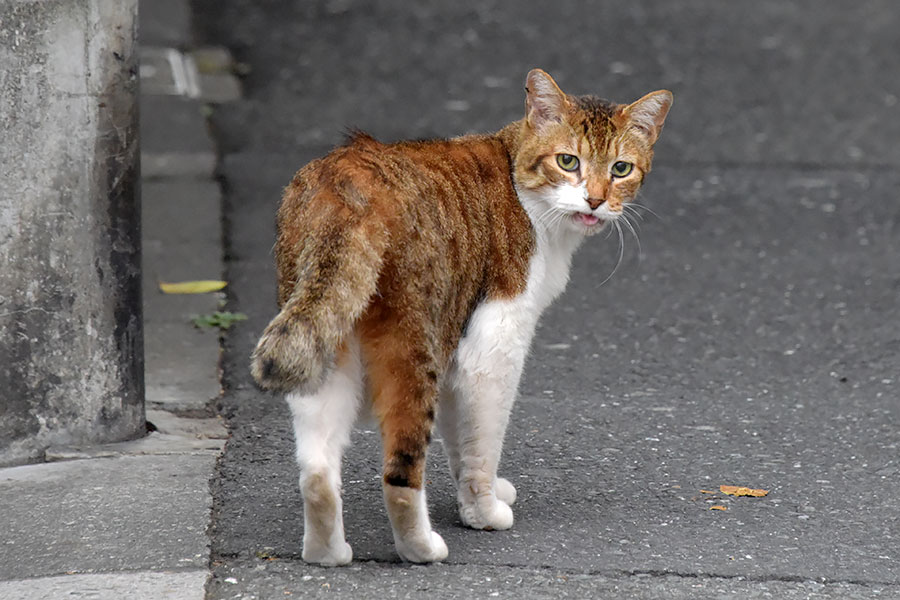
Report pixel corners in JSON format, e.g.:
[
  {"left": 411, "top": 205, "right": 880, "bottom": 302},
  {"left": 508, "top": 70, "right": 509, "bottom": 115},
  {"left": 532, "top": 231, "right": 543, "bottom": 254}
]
[{"left": 250, "top": 167, "right": 388, "bottom": 394}]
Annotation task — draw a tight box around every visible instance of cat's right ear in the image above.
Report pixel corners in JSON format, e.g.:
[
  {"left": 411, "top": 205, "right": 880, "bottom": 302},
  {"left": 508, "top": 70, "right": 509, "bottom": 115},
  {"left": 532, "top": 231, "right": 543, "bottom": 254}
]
[{"left": 525, "top": 69, "right": 570, "bottom": 130}]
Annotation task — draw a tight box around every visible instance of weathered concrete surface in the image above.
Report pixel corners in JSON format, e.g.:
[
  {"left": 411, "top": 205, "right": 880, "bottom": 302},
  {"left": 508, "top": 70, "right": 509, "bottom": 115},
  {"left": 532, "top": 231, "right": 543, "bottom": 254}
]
[
  {"left": 0, "top": 0, "right": 144, "bottom": 466},
  {"left": 208, "top": 560, "right": 894, "bottom": 600},
  {"left": 0, "top": 455, "right": 214, "bottom": 579},
  {"left": 0, "top": 570, "right": 208, "bottom": 600}
]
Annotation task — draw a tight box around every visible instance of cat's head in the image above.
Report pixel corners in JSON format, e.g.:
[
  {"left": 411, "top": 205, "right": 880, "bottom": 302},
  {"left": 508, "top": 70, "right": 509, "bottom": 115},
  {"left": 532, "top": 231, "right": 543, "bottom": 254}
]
[{"left": 513, "top": 69, "right": 672, "bottom": 236}]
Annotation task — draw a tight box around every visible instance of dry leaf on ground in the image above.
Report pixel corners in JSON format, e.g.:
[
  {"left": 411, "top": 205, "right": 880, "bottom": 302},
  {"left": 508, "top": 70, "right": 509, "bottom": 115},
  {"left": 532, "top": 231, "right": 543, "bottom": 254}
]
[
  {"left": 710, "top": 505, "right": 728, "bottom": 511},
  {"left": 720, "top": 485, "right": 768, "bottom": 497},
  {"left": 159, "top": 280, "right": 227, "bottom": 294}
]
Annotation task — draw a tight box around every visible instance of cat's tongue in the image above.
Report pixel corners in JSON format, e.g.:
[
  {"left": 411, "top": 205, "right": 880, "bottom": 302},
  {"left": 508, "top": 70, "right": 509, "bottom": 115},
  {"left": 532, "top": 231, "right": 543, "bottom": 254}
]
[{"left": 575, "top": 213, "right": 601, "bottom": 226}]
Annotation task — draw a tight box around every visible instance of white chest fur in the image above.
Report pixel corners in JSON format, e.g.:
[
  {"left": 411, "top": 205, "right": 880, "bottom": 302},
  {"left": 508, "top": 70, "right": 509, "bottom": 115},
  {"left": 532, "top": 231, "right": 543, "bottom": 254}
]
[
  {"left": 516, "top": 184, "right": 585, "bottom": 314},
  {"left": 524, "top": 225, "right": 583, "bottom": 314},
  {"left": 450, "top": 185, "right": 583, "bottom": 381}
]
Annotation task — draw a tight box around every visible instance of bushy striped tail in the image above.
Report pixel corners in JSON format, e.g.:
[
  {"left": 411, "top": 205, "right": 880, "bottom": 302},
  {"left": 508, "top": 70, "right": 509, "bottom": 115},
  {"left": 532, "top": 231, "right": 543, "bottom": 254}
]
[{"left": 250, "top": 194, "right": 387, "bottom": 394}]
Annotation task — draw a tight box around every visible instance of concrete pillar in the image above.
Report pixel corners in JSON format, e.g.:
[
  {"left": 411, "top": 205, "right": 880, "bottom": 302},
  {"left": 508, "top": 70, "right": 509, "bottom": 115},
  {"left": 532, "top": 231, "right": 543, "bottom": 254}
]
[{"left": 0, "top": 0, "right": 144, "bottom": 466}]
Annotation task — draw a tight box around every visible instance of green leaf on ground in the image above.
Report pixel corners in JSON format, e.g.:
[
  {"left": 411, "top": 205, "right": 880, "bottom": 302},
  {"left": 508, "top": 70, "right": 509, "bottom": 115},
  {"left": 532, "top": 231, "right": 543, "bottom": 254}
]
[{"left": 191, "top": 311, "right": 247, "bottom": 330}]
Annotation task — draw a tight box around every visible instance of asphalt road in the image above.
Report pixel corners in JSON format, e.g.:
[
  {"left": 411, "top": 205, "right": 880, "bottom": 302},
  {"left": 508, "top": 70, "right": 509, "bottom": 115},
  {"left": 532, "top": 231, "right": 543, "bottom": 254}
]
[{"left": 193, "top": 1, "right": 900, "bottom": 597}]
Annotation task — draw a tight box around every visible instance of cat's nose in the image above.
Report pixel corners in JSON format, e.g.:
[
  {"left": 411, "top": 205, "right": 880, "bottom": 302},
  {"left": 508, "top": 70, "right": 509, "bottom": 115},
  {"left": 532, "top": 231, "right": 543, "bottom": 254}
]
[{"left": 586, "top": 197, "right": 604, "bottom": 210}]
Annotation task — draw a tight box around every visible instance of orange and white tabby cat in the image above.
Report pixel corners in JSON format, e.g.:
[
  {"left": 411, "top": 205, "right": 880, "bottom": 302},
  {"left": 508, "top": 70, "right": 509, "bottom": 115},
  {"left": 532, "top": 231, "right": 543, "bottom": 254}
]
[{"left": 251, "top": 69, "right": 672, "bottom": 565}]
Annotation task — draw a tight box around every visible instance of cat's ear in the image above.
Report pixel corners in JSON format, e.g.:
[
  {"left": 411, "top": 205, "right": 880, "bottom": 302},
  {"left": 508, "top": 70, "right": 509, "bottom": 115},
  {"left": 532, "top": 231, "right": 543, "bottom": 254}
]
[
  {"left": 623, "top": 90, "right": 673, "bottom": 144},
  {"left": 525, "top": 69, "right": 570, "bottom": 130}
]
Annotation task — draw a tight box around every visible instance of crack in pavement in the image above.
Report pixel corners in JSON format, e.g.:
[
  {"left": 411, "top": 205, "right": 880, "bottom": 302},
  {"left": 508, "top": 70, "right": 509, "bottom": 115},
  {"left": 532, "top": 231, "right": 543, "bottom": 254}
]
[{"left": 209, "top": 552, "right": 898, "bottom": 589}]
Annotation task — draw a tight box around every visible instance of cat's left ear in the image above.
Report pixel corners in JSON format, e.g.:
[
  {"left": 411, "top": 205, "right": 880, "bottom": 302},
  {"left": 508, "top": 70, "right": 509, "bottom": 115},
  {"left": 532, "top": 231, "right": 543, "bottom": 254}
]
[{"left": 623, "top": 90, "right": 673, "bottom": 144}]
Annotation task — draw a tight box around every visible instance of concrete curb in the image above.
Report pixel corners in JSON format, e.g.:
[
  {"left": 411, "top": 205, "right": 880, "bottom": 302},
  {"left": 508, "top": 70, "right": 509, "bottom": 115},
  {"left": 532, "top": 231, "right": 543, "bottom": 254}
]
[
  {"left": 0, "top": 0, "right": 144, "bottom": 467},
  {"left": 0, "top": 1, "right": 241, "bottom": 597}
]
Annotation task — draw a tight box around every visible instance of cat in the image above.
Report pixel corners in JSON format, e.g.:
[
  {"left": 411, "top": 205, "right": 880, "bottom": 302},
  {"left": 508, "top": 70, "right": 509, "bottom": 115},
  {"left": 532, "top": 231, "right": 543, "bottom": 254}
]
[{"left": 250, "top": 69, "right": 672, "bottom": 566}]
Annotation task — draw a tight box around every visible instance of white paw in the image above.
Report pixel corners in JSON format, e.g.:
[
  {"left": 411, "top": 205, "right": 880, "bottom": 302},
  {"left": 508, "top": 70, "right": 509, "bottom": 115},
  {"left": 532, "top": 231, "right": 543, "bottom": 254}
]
[
  {"left": 459, "top": 496, "right": 514, "bottom": 531},
  {"left": 495, "top": 477, "right": 517, "bottom": 505},
  {"left": 396, "top": 530, "right": 449, "bottom": 563},
  {"left": 302, "top": 540, "right": 353, "bottom": 567}
]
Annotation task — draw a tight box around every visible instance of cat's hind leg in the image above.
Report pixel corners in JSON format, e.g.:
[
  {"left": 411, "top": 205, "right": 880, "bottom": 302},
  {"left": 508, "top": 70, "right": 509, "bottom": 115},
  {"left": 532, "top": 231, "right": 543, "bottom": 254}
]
[
  {"left": 287, "top": 338, "right": 363, "bottom": 566},
  {"left": 361, "top": 331, "right": 448, "bottom": 564}
]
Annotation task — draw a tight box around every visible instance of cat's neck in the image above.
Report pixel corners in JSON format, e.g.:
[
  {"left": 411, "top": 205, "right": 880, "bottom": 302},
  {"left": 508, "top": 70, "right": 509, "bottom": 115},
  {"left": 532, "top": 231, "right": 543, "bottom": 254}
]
[
  {"left": 495, "top": 119, "right": 526, "bottom": 162},
  {"left": 514, "top": 185, "right": 584, "bottom": 250}
]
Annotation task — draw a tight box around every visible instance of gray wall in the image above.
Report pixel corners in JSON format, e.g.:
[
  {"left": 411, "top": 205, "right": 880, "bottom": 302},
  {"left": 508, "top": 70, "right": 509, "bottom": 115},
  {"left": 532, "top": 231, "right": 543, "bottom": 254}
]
[{"left": 0, "top": 0, "right": 144, "bottom": 466}]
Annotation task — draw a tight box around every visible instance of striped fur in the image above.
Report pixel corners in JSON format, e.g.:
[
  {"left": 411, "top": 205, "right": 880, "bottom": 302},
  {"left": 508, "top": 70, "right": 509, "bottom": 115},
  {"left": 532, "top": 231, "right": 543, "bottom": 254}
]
[{"left": 251, "top": 69, "right": 671, "bottom": 564}]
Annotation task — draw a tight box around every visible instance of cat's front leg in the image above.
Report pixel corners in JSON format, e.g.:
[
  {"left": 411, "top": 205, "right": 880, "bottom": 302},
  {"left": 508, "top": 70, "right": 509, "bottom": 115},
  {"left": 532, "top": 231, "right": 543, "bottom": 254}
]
[
  {"left": 449, "top": 300, "right": 535, "bottom": 531},
  {"left": 437, "top": 381, "right": 518, "bottom": 508}
]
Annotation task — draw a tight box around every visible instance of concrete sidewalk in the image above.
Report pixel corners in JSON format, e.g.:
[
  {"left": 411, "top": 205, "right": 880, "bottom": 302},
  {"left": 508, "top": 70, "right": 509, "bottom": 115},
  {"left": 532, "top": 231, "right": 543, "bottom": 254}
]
[{"left": 0, "top": 2, "right": 239, "bottom": 598}]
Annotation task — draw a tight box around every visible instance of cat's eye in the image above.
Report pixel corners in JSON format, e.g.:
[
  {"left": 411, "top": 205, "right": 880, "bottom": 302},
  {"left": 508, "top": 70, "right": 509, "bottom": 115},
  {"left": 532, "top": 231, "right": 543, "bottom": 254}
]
[
  {"left": 556, "top": 154, "right": 580, "bottom": 172},
  {"left": 611, "top": 161, "right": 634, "bottom": 178}
]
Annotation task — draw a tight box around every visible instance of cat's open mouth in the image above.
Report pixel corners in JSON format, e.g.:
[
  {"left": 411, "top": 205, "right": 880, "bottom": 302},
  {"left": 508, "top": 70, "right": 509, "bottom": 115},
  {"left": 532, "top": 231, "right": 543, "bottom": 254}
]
[{"left": 573, "top": 213, "right": 603, "bottom": 227}]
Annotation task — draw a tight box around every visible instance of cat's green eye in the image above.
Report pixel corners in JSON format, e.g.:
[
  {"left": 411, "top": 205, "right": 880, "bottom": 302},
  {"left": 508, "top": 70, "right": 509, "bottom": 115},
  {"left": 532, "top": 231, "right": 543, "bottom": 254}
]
[
  {"left": 556, "top": 154, "right": 580, "bottom": 172},
  {"left": 611, "top": 161, "right": 634, "bottom": 178}
]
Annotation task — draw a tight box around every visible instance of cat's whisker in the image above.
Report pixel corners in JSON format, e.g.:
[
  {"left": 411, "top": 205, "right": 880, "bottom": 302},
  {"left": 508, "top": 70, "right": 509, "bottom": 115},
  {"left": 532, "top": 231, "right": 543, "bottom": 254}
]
[
  {"left": 535, "top": 206, "right": 553, "bottom": 227},
  {"left": 603, "top": 220, "right": 616, "bottom": 239},
  {"left": 620, "top": 213, "right": 642, "bottom": 260},
  {"left": 621, "top": 207, "right": 644, "bottom": 238},
  {"left": 542, "top": 206, "right": 570, "bottom": 234},
  {"left": 622, "top": 203, "right": 645, "bottom": 225},
  {"left": 628, "top": 199, "right": 662, "bottom": 222},
  {"left": 615, "top": 220, "right": 627, "bottom": 276},
  {"left": 550, "top": 208, "right": 570, "bottom": 232},
  {"left": 538, "top": 205, "right": 563, "bottom": 228},
  {"left": 597, "top": 219, "right": 626, "bottom": 288},
  {"left": 542, "top": 212, "right": 566, "bottom": 236},
  {"left": 531, "top": 206, "right": 557, "bottom": 234}
]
